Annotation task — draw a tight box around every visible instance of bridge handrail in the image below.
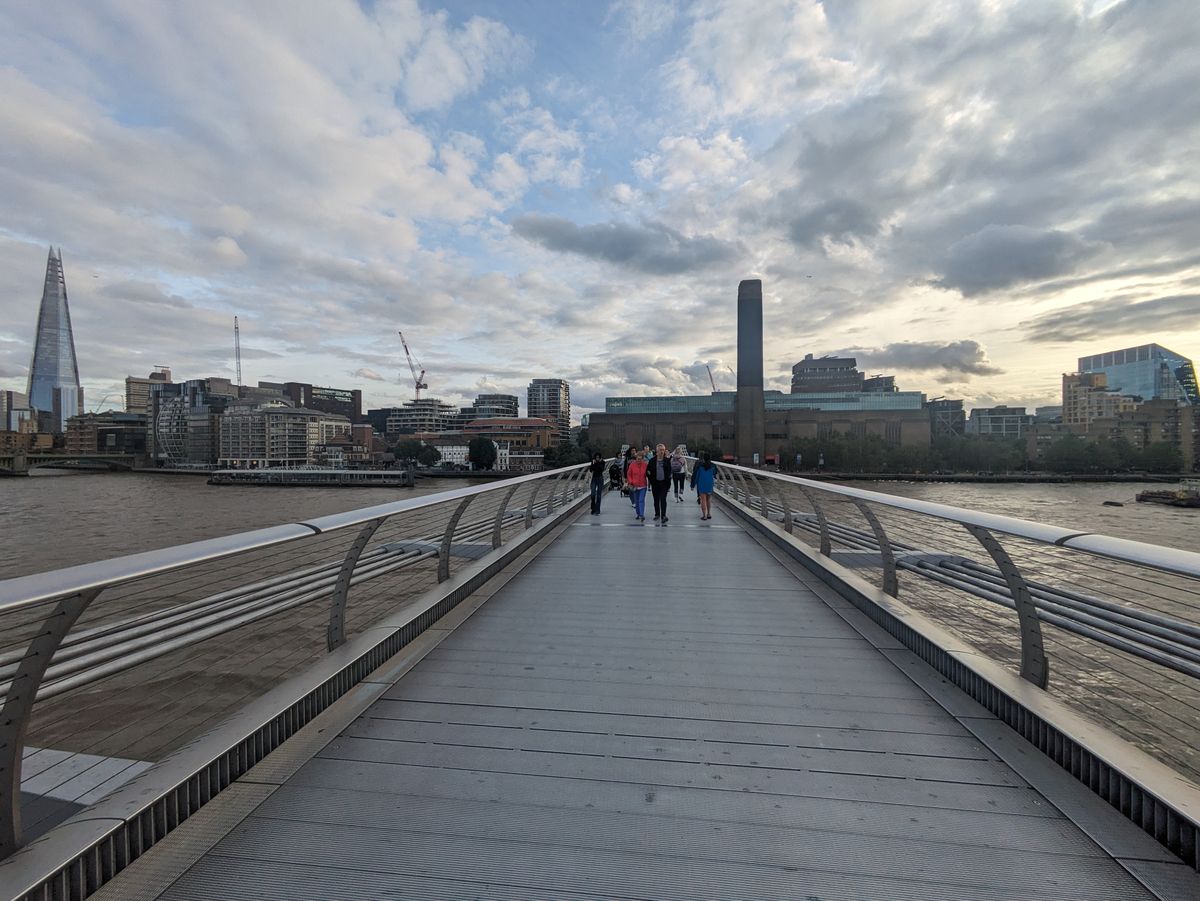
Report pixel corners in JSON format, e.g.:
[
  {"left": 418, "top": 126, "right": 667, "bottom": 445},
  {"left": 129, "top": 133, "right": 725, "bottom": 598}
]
[
  {"left": 0, "top": 461, "right": 594, "bottom": 861},
  {"left": 709, "top": 460, "right": 1200, "bottom": 579},
  {"left": 0, "top": 463, "right": 588, "bottom": 612}
]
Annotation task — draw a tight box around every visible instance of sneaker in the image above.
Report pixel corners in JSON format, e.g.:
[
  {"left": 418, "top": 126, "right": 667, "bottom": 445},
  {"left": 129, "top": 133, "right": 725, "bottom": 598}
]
[
  {"left": 653, "top": 514, "right": 659, "bottom": 521},
  {"left": 662, "top": 516, "right": 669, "bottom": 524}
]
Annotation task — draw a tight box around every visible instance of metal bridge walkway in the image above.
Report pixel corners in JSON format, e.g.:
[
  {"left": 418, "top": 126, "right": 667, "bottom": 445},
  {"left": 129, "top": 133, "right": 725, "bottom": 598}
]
[{"left": 107, "top": 497, "right": 1163, "bottom": 900}]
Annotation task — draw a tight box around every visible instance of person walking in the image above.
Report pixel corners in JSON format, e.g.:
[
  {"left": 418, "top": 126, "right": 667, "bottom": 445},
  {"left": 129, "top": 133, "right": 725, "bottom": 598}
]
[
  {"left": 691, "top": 451, "right": 716, "bottom": 520},
  {"left": 647, "top": 443, "right": 673, "bottom": 524},
  {"left": 625, "top": 449, "right": 648, "bottom": 522},
  {"left": 623, "top": 447, "right": 637, "bottom": 507},
  {"left": 588, "top": 452, "right": 606, "bottom": 515},
  {"left": 670, "top": 448, "right": 687, "bottom": 501}
]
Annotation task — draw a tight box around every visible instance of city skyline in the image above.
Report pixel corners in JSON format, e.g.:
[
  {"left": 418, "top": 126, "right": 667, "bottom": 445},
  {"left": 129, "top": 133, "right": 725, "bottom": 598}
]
[{"left": 1, "top": 1, "right": 1198, "bottom": 417}]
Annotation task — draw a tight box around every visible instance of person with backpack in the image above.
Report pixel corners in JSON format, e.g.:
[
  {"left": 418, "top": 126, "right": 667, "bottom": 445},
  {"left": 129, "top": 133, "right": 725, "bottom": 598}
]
[
  {"left": 670, "top": 449, "right": 687, "bottom": 501},
  {"left": 690, "top": 451, "right": 716, "bottom": 520},
  {"left": 624, "top": 449, "right": 648, "bottom": 522}
]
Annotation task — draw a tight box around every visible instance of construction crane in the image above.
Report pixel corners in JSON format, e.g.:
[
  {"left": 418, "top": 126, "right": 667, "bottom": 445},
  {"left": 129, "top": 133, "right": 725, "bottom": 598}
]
[
  {"left": 705, "top": 364, "right": 718, "bottom": 393},
  {"left": 234, "top": 316, "right": 243, "bottom": 386},
  {"left": 398, "top": 330, "right": 427, "bottom": 401}
]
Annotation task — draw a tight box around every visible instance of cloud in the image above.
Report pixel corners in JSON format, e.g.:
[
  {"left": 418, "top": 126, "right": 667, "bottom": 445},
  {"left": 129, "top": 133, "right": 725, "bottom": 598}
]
[
  {"left": 932, "top": 225, "right": 1100, "bottom": 296},
  {"left": 353, "top": 367, "right": 385, "bottom": 381},
  {"left": 837, "top": 340, "right": 1004, "bottom": 378},
  {"left": 511, "top": 214, "right": 740, "bottom": 274},
  {"left": 634, "top": 132, "right": 748, "bottom": 191},
  {"left": 1022, "top": 294, "right": 1200, "bottom": 343},
  {"left": 788, "top": 198, "right": 880, "bottom": 248}
]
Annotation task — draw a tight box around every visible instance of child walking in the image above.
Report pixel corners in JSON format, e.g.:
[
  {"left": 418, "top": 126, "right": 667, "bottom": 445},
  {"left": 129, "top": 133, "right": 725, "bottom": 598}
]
[{"left": 690, "top": 451, "right": 716, "bottom": 520}]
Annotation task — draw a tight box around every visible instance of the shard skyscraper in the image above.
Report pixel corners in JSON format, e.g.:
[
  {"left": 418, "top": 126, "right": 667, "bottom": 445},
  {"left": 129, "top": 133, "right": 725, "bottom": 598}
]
[{"left": 27, "top": 247, "right": 83, "bottom": 432}]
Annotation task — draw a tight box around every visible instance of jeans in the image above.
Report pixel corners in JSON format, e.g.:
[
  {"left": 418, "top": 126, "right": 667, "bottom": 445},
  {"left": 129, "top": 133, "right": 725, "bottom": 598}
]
[
  {"left": 590, "top": 477, "right": 603, "bottom": 513},
  {"left": 651, "top": 483, "right": 670, "bottom": 519},
  {"left": 631, "top": 487, "right": 646, "bottom": 518}
]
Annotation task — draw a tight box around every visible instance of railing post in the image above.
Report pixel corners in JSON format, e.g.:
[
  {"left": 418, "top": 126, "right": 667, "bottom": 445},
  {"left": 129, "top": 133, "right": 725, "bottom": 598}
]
[
  {"left": 964, "top": 524, "right": 1049, "bottom": 688},
  {"left": 852, "top": 499, "right": 898, "bottom": 597},
  {"left": 1, "top": 588, "right": 100, "bottom": 857},
  {"left": 731, "top": 469, "right": 751, "bottom": 504},
  {"left": 773, "top": 482, "right": 794, "bottom": 534},
  {"left": 799, "top": 485, "right": 832, "bottom": 557},
  {"left": 327, "top": 517, "right": 385, "bottom": 650},
  {"left": 749, "top": 472, "right": 770, "bottom": 518},
  {"left": 525, "top": 479, "right": 544, "bottom": 528},
  {"left": 492, "top": 483, "right": 522, "bottom": 549},
  {"left": 438, "top": 496, "right": 474, "bottom": 583}
]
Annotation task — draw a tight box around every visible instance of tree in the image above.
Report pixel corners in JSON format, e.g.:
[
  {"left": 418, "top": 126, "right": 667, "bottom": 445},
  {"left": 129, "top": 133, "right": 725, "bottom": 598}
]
[
  {"left": 393, "top": 438, "right": 440, "bottom": 467},
  {"left": 544, "top": 443, "right": 589, "bottom": 467},
  {"left": 468, "top": 437, "right": 497, "bottom": 470},
  {"left": 1142, "top": 442, "right": 1184, "bottom": 473},
  {"left": 686, "top": 437, "right": 724, "bottom": 461}
]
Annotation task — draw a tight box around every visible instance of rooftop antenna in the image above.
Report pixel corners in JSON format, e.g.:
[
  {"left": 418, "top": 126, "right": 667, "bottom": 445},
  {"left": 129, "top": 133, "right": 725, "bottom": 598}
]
[{"left": 234, "top": 316, "right": 243, "bottom": 386}]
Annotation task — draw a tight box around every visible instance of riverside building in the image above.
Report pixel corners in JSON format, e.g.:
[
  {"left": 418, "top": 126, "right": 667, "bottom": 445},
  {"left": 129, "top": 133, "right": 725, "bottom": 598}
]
[
  {"left": 527, "top": 379, "right": 571, "bottom": 445},
  {"left": 217, "top": 402, "right": 350, "bottom": 468},
  {"left": 587, "top": 280, "right": 930, "bottom": 462}
]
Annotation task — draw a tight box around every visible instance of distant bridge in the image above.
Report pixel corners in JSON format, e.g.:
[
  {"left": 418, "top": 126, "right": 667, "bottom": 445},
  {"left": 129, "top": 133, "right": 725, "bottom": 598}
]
[{"left": 0, "top": 452, "right": 138, "bottom": 475}]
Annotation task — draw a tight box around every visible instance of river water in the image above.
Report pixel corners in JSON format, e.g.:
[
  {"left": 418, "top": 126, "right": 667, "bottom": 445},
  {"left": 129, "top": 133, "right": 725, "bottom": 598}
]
[{"left": 1, "top": 470, "right": 1192, "bottom": 580}]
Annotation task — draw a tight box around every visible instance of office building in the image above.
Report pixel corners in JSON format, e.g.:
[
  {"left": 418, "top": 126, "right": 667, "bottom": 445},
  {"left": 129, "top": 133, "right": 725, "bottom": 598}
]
[
  {"left": 1062, "top": 372, "right": 1138, "bottom": 430},
  {"left": 1, "top": 390, "right": 36, "bottom": 433},
  {"left": 64, "top": 412, "right": 147, "bottom": 455},
  {"left": 148, "top": 377, "right": 241, "bottom": 466},
  {"left": 791, "top": 354, "right": 865, "bottom": 393},
  {"left": 1077, "top": 344, "right": 1199, "bottom": 407},
  {"left": 259, "top": 381, "right": 363, "bottom": 423},
  {"left": 26, "top": 247, "right": 83, "bottom": 432},
  {"left": 125, "top": 368, "right": 172, "bottom": 414},
  {"left": 965, "top": 406, "right": 1035, "bottom": 440},
  {"left": 218, "top": 402, "right": 350, "bottom": 468},
  {"left": 527, "top": 379, "right": 571, "bottom": 444}
]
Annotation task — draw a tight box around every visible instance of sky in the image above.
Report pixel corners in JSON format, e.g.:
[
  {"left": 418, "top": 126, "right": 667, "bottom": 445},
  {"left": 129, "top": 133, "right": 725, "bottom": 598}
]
[{"left": 1, "top": 0, "right": 1198, "bottom": 421}]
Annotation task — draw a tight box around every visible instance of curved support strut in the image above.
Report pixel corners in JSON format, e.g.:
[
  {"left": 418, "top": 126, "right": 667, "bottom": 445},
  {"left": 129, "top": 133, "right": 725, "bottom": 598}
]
[{"left": 327, "top": 517, "right": 386, "bottom": 650}]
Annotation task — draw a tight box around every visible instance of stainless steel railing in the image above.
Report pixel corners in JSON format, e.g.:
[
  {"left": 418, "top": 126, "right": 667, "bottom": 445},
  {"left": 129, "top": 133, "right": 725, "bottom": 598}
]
[
  {"left": 706, "top": 461, "right": 1200, "bottom": 785},
  {"left": 0, "top": 463, "right": 594, "bottom": 858}
]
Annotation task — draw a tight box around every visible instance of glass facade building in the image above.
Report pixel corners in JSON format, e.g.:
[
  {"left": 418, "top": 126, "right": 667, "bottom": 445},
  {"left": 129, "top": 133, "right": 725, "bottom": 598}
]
[
  {"left": 26, "top": 247, "right": 83, "bottom": 431},
  {"left": 1077, "top": 344, "right": 1199, "bottom": 407}
]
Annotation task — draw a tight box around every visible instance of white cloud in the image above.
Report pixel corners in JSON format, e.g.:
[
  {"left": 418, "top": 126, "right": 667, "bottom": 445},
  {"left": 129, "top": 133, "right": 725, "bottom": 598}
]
[{"left": 634, "top": 132, "right": 748, "bottom": 191}]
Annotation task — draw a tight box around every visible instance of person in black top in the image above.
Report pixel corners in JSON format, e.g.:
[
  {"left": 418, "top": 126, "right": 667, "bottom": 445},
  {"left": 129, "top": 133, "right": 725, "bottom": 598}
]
[
  {"left": 646, "top": 443, "right": 673, "bottom": 524},
  {"left": 588, "top": 453, "right": 606, "bottom": 514}
]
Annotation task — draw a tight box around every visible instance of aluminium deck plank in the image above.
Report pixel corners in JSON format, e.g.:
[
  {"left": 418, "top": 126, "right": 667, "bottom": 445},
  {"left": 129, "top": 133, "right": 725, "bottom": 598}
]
[{"left": 158, "top": 496, "right": 1159, "bottom": 900}]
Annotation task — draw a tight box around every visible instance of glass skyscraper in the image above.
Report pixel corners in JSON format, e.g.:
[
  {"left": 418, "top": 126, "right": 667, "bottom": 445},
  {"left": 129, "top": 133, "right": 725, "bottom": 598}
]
[
  {"left": 1077, "top": 344, "right": 1199, "bottom": 407},
  {"left": 26, "top": 247, "right": 83, "bottom": 432}
]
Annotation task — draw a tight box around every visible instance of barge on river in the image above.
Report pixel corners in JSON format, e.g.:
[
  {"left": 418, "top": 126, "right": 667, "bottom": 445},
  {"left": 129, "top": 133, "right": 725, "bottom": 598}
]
[
  {"left": 208, "top": 467, "right": 415, "bottom": 487},
  {"left": 1136, "top": 478, "right": 1200, "bottom": 508}
]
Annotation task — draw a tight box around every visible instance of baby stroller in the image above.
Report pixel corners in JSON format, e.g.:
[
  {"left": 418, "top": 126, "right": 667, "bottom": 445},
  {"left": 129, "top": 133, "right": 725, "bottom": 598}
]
[{"left": 609, "top": 462, "right": 624, "bottom": 492}]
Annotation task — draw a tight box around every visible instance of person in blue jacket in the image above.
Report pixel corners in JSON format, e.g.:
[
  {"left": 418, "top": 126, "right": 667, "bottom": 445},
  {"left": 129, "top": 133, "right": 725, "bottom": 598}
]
[{"left": 690, "top": 451, "right": 716, "bottom": 520}]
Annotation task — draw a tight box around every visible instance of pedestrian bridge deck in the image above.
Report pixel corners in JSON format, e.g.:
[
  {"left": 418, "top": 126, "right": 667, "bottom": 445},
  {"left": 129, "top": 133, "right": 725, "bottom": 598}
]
[{"left": 104, "top": 495, "right": 1170, "bottom": 900}]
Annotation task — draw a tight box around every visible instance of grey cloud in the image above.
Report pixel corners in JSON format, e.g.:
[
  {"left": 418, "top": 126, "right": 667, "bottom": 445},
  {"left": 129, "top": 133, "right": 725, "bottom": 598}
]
[
  {"left": 511, "top": 214, "right": 740, "bottom": 274},
  {"left": 1022, "top": 294, "right": 1200, "bottom": 343},
  {"left": 788, "top": 198, "right": 879, "bottom": 248},
  {"left": 353, "top": 367, "right": 385, "bottom": 381},
  {"left": 838, "top": 340, "right": 1003, "bottom": 378},
  {"left": 933, "top": 225, "right": 1098, "bottom": 296}
]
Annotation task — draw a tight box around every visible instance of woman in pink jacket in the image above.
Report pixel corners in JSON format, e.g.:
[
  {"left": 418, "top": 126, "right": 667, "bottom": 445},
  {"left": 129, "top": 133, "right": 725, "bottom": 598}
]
[{"left": 624, "top": 450, "right": 649, "bottom": 522}]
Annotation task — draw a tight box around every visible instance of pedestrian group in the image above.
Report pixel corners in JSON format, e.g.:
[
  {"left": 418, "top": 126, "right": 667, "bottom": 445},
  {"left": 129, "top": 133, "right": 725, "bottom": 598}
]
[{"left": 586, "top": 443, "right": 716, "bottom": 525}]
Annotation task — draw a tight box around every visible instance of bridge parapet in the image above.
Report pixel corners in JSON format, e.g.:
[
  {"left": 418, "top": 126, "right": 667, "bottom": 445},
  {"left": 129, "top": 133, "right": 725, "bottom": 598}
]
[
  {"left": 0, "top": 462, "right": 593, "bottom": 890},
  {"left": 707, "top": 459, "right": 1200, "bottom": 871}
]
